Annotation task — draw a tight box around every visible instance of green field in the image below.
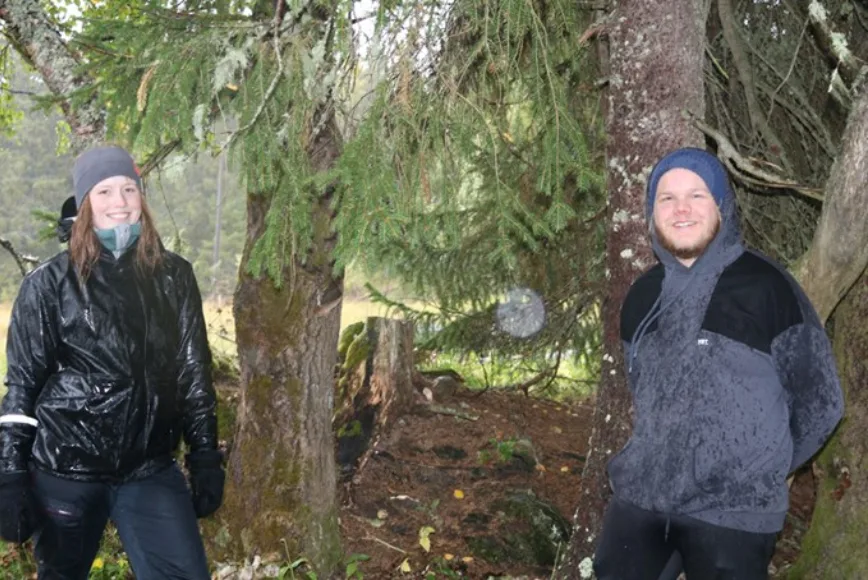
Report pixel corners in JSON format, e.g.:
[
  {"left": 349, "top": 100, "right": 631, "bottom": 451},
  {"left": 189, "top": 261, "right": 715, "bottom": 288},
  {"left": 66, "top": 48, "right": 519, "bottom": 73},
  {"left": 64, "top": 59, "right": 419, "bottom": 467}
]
[{"left": 0, "top": 298, "right": 395, "bottom": 399}]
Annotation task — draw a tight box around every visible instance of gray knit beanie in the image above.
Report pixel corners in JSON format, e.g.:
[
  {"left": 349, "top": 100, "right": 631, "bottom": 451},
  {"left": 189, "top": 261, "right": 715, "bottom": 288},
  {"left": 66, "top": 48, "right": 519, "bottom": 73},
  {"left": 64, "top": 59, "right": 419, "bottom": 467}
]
[{"left": 72, "top": 146, "right": 143, "bottom": 208}]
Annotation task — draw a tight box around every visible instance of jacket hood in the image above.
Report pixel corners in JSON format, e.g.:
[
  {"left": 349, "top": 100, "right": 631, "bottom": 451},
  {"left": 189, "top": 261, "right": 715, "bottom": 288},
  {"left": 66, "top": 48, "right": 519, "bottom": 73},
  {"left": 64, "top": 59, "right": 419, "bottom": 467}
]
[{"left": 646, "top": 148, "right": 743, "bottom": 274}]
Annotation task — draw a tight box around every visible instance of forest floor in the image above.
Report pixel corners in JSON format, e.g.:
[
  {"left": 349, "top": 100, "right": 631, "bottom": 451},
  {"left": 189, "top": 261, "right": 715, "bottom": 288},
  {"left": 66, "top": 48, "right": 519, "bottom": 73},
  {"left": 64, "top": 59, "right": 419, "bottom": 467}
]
[
  {"left": 0, "top": 379, "right": 817, "bottom": 579},
  {"left": 333, "top": 385, "right": 817, "bottom": 579}
]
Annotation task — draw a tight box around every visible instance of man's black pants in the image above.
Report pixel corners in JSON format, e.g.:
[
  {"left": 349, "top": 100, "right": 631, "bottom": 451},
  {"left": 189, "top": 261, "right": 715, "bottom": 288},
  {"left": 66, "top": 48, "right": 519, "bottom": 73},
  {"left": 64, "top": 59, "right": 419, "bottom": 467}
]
[{"left": 593, "top": 498, "right": 777, "bottom": 580}]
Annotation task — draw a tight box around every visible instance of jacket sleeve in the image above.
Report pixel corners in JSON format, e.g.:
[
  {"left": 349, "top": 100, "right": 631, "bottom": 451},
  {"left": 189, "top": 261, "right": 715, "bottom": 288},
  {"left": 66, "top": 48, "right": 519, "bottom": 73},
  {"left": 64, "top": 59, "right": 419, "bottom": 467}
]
[
  {"left": 0, "top": 273, "right": 58, "bottom": 473},
  {"left": 771, "top": 318, "right": 844, "bottom": 474},
  {"left": 176, "top": 264, "right": 218, "bottom": 453}
]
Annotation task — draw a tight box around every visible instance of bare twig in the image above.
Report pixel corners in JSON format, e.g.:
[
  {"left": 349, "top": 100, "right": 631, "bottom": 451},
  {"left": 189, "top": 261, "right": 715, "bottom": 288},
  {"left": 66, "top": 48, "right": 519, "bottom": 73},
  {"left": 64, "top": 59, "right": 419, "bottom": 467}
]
[
  {"left": 766, "top": 14, "right": 810, "bottom": 123},
  {"left": 0, "top": 237, "right": 40, "bottom": 276},
  {"left": 363, "top": 534, "right": 407, "bottom": 554},
  {"left": 718, "top": 0, "right": 791, "bottom": 171},
  {"left": 425, "top": 404, "right": 479, "bottom": 421}
]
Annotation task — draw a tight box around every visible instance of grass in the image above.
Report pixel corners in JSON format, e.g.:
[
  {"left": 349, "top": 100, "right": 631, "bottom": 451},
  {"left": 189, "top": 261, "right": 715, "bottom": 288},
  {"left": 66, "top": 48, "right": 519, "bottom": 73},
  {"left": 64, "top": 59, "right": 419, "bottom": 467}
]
[{"left": 0, "top": 298, "right": 399, "bottom": 399}]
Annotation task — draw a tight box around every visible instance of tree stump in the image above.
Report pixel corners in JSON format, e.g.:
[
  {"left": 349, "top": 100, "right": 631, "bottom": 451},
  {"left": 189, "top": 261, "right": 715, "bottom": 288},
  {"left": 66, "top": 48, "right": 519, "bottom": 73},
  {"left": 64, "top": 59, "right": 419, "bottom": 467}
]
[{"left": 334, "top": 317, "right": 418, "bottom": 481}]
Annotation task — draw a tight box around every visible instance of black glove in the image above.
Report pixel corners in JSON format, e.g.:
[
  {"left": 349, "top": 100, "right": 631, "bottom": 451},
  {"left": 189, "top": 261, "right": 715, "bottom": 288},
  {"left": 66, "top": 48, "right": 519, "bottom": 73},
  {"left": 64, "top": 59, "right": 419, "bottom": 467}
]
[
  {"left": 185, "top": 450, "right": 225, "bottom": 518},
  {"left": 0, "top": 471, "right": 38, "bottom": 543}
]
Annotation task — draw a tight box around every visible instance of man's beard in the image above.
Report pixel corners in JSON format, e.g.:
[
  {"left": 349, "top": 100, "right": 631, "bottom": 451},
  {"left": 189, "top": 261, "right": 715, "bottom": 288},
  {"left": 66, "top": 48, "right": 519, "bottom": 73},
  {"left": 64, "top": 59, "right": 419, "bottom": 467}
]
[{"left": 656, "top": 219, "right": 721, "bottom": 261}]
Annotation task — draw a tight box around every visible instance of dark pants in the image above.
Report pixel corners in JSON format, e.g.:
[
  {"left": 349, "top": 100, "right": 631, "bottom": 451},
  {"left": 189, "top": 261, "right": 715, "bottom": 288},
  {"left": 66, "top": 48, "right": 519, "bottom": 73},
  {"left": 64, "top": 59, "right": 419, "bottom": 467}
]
[
  {"left": 594, "top": 498, "right": 777, "bottom": 580},
  {"left": 32, "top": 463, "right": 210, "bottom": 580}
]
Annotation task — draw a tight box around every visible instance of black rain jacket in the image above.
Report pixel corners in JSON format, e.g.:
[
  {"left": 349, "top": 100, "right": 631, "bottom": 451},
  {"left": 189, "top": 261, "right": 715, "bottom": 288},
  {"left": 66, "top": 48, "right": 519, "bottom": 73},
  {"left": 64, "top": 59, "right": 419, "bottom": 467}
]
[{"left": 0, "top": 246, "right": 217, "bottom": 482}]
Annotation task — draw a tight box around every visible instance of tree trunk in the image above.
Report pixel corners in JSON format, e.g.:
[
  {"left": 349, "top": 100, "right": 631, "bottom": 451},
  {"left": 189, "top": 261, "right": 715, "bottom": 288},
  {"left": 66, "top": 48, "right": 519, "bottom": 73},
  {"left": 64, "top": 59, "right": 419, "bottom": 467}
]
[
  {"left": 334, "top": 317, "right": 417, "bottom": 481},
  {"left": 795, "top": 88, "right": 868, "bottom": 323},
  {"left": 787, "top": 270, "right": 868, "bottom": 579},
  {"left": 787, "top": 87, "right": 868, "bottom": 578},
  {"left": 211, "top": 117, "right": 344, "bottom": 576},
  {"left": 557, "top": 0, "right": 710, "bottom": 576},
  {"left": 0, "top": 0, "right": 104, "bottom": 150}
]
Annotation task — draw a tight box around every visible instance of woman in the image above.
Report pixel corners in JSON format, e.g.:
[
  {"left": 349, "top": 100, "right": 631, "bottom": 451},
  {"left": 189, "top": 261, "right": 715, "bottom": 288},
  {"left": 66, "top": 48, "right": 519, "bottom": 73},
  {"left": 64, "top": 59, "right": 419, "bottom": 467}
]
[{"left": 0, "top": 145, "right": 224, "bottom": 579}]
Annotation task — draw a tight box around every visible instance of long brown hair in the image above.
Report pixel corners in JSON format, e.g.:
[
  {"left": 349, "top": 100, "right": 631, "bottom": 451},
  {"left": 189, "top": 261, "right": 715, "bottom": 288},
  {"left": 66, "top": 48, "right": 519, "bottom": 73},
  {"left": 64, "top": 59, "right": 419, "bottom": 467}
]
[{"left": 69, "top": 194, "right": 164, "bottom": 281}]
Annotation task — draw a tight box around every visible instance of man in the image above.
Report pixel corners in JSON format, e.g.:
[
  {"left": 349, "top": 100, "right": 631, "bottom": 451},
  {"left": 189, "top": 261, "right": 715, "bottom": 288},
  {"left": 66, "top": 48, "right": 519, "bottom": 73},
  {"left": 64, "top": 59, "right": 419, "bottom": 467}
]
[{"left": 593, "top": 148, "right": 844, "bottom": 579}]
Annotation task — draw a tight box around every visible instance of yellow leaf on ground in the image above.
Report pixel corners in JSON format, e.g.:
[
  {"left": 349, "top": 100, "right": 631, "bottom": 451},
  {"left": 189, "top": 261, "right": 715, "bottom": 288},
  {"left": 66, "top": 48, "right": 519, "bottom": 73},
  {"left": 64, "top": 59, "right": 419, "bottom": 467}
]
[
  {"left": 419, "top": 526, "right": 436, "bottom": 552},
  {"left": 462, "top": 556, "right": 474, "bottom": 563},
  {"left": 399, "top": 558, "right": 411, "bottom": 573},
  {"left": 92, "top": 558, "right": 104, "bottom": 570},
  {"left": 454, "top": 489, "right": 465, "bottom": 499},
  {"left": 444, "top": 554, "right": 454, "bottom": 561}
]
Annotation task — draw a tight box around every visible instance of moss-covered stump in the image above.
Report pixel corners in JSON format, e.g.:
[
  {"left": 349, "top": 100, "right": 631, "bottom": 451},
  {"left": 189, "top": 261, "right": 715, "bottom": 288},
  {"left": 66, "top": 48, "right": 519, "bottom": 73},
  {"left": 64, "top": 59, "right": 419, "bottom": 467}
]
[
  {"left": 788, "top": 273, "right": 868, "bottom": 579},
  {"left": 334, "top": 317, "right": 418, "bottom": 480}
]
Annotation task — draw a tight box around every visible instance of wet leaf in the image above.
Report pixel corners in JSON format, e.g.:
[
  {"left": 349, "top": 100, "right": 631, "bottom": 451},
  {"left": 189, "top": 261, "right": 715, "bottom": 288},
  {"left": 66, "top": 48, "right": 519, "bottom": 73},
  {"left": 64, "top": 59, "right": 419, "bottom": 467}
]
[{"left": 419, "top": 526, "right": 436, "bottom": 552}]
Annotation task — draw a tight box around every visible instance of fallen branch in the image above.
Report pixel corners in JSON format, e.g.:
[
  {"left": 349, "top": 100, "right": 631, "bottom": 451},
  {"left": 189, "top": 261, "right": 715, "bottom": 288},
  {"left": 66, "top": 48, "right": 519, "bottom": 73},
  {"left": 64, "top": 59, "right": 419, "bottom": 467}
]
[
  {"left": 424, "top": 404, "right": 479, "bottom": 421},
  {"left": 363, "top": 534, "right": 407, "bottom": 554}
]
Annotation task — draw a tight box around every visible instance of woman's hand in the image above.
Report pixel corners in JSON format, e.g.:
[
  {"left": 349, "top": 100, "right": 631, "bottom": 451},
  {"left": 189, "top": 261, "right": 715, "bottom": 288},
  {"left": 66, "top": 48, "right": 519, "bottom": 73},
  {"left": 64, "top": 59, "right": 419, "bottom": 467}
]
[
  {"left": 185, "top": 450, "right": 225, "bottom": 518},
  {"left": 0, "top": 471, "right": 39, "bottom": 543}
]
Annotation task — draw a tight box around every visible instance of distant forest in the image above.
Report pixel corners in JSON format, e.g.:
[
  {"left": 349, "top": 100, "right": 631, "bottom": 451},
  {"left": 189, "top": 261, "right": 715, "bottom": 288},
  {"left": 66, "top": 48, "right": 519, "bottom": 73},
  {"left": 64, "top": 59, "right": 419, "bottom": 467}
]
[{"left": 0, "top": 58, "right": 245, "bottom": 301}]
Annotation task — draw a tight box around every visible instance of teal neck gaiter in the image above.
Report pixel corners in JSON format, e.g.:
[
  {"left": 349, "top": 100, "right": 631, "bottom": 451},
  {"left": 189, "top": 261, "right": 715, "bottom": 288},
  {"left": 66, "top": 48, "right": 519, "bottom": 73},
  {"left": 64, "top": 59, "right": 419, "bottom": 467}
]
[{"left": 94, "top": 222, "right": 141, "bottom": 258}]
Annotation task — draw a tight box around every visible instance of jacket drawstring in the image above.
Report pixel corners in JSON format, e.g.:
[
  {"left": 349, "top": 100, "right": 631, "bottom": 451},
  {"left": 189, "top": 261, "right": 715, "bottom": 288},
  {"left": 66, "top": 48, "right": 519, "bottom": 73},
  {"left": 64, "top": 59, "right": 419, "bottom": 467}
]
[
  {"left": 628, "top": 293, "right": 662, "bottom": 374},
  {"left": 664, "top": 516, "right": 671, "bottom": 542},
  {"left": 628, "top": 273, "right": 695, "bottom": 374}
]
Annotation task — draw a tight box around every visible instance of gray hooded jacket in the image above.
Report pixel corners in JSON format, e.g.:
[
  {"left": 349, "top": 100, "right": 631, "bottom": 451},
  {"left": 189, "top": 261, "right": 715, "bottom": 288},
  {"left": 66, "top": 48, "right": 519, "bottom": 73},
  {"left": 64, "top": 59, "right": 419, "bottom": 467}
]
[{"left": 608, "top": 148, "right": 844, "bottom": 533}]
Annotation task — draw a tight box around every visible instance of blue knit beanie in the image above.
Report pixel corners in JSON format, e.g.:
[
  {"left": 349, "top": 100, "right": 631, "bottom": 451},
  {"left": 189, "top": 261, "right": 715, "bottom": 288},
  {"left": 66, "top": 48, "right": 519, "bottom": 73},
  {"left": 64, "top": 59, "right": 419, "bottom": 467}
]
[{"left": 646, "top": 148, "right": 732, "bottom": 218}]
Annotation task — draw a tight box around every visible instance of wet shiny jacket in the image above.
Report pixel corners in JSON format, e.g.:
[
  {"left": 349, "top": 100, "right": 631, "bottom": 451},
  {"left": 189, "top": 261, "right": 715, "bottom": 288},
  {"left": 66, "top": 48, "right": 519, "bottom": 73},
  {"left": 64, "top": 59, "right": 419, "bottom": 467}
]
[{"left": 0, "top": 247, "right": 217, "bottom": 482}]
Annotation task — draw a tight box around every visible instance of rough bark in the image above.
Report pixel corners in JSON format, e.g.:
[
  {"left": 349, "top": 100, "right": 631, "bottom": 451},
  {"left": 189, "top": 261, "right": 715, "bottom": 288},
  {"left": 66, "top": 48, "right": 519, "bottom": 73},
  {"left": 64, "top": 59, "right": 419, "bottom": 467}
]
[
  {"left": 795, "top": 87, "right": 868, "bottom": 324},
  {"left": 786, "top": 86, "right": 868, "bottom": 578},
  {"left": 0, "top": 0, "right": 104, "bottom": 150},
  {"left": 334, "top": 317, "right": 417, "bottom": 481},
  {"left": 556, "top": 0, "right": 710, "bottom": 576},
  {"left": 211, "top": 116, "right": 344, "bottom": 576},
  {"left": 788, "top": 271, "right": 868, "bottom": 579}
]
